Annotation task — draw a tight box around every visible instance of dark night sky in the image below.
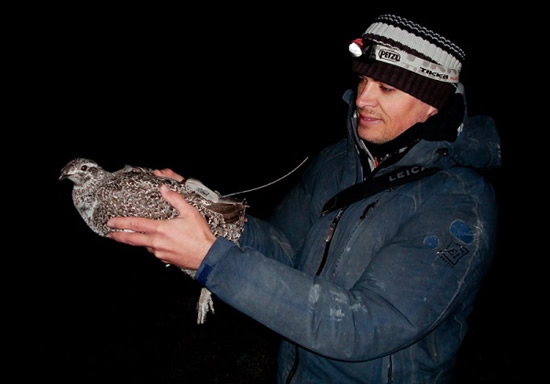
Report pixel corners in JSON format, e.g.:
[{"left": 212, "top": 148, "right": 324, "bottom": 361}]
[{"left": 14, "top": 5, "right": 525, "bottom": 383}]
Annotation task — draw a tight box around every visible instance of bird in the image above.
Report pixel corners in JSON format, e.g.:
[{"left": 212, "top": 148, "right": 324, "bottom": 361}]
[{"left": 59, "top": 157, "right": 247, "bottom": 324}]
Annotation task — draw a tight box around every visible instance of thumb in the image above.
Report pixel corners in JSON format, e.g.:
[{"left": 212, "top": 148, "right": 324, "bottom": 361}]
[{"left": 160, "top": 185, "right": 194, "bottom": 215}]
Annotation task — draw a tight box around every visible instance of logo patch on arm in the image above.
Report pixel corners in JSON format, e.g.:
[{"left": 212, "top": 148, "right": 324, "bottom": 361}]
[
  {"left": 438, "top": 241, "right": 469, "bottom": 266},
  {"left": 449, "top": 219, "right": 474, "bottom": 244},
  {"left": 437, "top": 220, "right": 475, "bottom": 266},
  {"left": 436, "top": 220, "right": 475, "bottom": 266}
]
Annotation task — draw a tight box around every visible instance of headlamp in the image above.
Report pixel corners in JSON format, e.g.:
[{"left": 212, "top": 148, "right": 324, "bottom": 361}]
[{"left": 349, "top": 38, "right": 459, "bottom": 84}]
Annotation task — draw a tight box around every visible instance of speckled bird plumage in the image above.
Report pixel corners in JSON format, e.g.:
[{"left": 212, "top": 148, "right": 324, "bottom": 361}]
[{"left": 59, "top": 157, "right": 247, "bottom": 324}]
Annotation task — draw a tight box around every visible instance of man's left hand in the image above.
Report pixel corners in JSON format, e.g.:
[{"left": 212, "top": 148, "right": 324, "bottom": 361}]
[{"left": 107, "top": 185, "right": 216, "bottom": 270}]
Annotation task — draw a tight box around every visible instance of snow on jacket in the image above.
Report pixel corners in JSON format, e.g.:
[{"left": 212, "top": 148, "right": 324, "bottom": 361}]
[{"left": 196, "top": 88, "right": 501, "bottom": 383}]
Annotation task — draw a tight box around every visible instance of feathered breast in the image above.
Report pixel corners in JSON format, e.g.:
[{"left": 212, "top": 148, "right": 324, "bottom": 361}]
[
  {"left": 91, "top": 167, "right": 247, "bottom": 242},
  {"left": 93, "top": 168, "right": 183, "bottom": 236}
]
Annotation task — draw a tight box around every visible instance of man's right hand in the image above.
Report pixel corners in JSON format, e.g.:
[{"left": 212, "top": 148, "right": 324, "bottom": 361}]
[{"left": 153, "top": 168, "right": 184, "bottom": 182}]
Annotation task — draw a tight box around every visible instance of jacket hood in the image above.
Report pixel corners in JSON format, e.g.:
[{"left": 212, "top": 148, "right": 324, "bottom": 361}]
[{"left": 343, "top": 85, "right": 502, "bottom": 174}]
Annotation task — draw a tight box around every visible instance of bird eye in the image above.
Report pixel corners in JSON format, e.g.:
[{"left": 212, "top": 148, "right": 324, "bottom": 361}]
[{"left": 81, "top": 165, "right": 88, "bottom": 171}]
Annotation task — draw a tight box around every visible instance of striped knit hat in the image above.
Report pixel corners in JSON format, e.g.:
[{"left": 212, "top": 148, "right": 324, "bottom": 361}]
[{"left": 350, "top": 14, "right": 465, "bottom": 109}]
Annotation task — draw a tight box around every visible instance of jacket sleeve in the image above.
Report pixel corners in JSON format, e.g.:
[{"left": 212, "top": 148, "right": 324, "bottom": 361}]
[
  {"left": 195, "top": 169, "right": 498, "bottom": 361},
  {"left": 234, "top": 172, "right": 316, "bottom": 268},
  {"left": 238, "top": 142, "right": 352, "bottom": 266}
]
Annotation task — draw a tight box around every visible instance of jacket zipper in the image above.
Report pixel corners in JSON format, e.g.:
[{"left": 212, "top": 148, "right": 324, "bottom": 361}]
[
  {"left": 316, "top": 207, "right": 346, "bottom": 276},
  {"left": 286, "top": 208, "right": 347, "bottom": 384},
  {"left": 387, "top": 354, "right": 393, "bottom": 384},
  {"left": 285, "top": 344, "right": 299, "bottom": 384}
]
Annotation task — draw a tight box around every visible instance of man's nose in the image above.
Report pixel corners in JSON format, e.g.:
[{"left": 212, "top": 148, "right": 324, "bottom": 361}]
[{"left": 356, "top": 81, "right": 378, "bottom": 109}]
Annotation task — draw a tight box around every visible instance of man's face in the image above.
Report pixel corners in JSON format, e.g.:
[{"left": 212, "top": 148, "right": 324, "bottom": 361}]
[{"left": 355, "top": 76, "right": 438, "bottom": 144}]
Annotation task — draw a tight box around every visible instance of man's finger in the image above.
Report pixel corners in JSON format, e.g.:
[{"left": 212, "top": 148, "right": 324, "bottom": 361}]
[
  {"left": 107, "top": 216, "right": 160, "bottom": 233},
  {"left": 153, "top": 168, "right": 184, "bottom": 182},
  {"left": 160, "top": 185, "right": 194, "bottom": 216},
  {"left": 108, "top": 230, "right": 153, "bottom": 247}
]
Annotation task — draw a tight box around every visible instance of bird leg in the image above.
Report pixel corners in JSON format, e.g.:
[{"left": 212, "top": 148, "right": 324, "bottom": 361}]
[{"left": 196, "top": 288, "right": 215, "bottom": 324}]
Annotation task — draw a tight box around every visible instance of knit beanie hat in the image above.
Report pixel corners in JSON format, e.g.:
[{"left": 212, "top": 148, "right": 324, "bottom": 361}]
[{"left": 350, "top": 14, "right": 465, "bottom": 110}]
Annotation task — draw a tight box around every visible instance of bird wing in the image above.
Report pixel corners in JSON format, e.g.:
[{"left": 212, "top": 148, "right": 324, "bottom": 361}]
[
  {"left": 92, "top": 169, "right": 181, "bottom": 235},
  {"left": 91, "top": 167, "right": 247, "bottom": 241}
]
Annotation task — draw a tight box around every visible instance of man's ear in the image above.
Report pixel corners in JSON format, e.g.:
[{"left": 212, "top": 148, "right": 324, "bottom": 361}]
[
  {"left": 419, "top": 105, "right": 438, "bottom": 123},
  {"left": 420, "top": 93, "right": 465, "bottom": 142},
  {"left": 426, "top": 105, "right": 439, "bottom": 119}
]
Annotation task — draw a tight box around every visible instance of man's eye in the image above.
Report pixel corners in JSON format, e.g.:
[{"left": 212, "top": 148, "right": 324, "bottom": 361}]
[{"left": 380, "top": 85, "right": 395, "bottom": 93}]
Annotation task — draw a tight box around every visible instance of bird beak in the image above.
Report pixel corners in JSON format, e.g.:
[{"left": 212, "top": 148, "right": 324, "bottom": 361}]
[{"left": 59, "top": 171, "right": 68, "bottom": 181}]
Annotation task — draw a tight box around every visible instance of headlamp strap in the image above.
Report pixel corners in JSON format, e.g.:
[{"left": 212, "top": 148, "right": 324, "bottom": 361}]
[{"left": 349, "top": 39, "right": 459, "bottom": 84}]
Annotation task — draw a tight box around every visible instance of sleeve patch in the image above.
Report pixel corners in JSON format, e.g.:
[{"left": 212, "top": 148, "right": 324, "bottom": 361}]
[
  {"left": 438, "top": 241, "right": 469, "bottom": 266},
  {"left": 449, "top": 219, "right": 474, "bottom": 244},
  {"left": 423, "top": 235, "right": 439, "bottom": 249}
]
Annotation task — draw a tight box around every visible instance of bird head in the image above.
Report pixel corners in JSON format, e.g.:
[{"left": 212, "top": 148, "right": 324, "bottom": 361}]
[{"left": 59, "top": 158, "right": 104, "bottom": 186}]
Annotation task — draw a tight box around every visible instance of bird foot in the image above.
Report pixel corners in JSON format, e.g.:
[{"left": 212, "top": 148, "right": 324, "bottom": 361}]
[{"left": 196, "top": 288, "right": 215, "bottom": 324}]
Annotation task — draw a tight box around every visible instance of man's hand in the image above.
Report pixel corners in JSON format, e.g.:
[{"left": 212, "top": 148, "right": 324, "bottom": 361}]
[
  {"left": 153, "top": 168, "right": 184, "bottom": 182},
  {"left": 107, "top": 185, "right": 216, "bottom": 270}
]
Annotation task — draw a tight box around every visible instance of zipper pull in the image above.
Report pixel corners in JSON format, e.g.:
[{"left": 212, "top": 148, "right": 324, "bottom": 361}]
[
  {"left": 317, "top": 207, "right": 347, "bottom": 276},
  {"left": 325, "top": 222, "right": 337, "bottom": 242},
  {"left": 325, "top": 208, "right": 345, "bottom": 242}
]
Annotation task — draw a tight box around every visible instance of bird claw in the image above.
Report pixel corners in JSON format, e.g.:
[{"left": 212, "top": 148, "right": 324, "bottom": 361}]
[{"left": 196, "top": 288, "right": 215, "bottom": 324}]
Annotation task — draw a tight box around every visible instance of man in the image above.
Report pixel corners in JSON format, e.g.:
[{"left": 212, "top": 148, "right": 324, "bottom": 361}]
[{"left": 108, "top": 13, "right": 501, "bottom": 383}]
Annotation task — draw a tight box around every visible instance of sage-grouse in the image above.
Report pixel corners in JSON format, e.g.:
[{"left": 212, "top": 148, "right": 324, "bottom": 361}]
[{"left": 59, "top": 157, "right": 247, "bottom": 324}]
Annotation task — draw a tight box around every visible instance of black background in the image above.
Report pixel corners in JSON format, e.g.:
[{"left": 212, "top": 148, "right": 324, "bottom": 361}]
[{"left": 14, "top": 4, "right": 523, "bottom": 383}]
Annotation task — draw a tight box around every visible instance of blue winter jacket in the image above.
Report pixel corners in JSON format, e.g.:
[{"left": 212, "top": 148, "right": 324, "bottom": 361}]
[{"left": 196, "top": 89, "right": 501, "bottom": 383}]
